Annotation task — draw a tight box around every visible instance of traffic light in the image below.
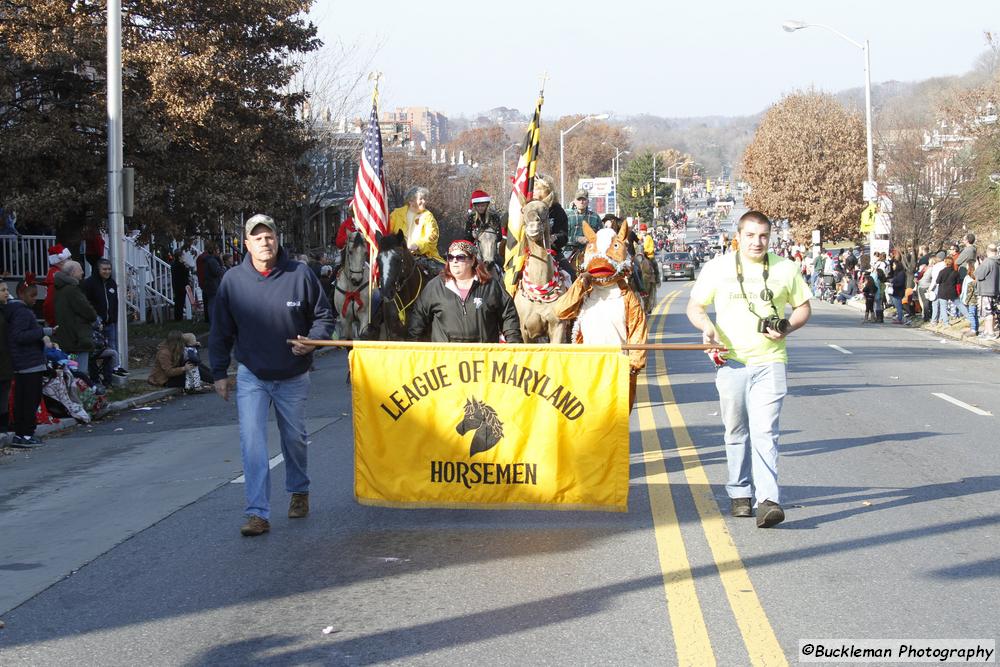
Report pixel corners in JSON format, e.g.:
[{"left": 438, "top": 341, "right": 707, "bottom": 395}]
[
  {"left": 645, "top": 182, "right": 652, "bottom": 195},
  {"left": 631, "top": 186, "right": 637, "bottom": 197}
]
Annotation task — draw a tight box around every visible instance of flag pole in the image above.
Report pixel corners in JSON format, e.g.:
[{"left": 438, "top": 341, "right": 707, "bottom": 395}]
[{"left": 361, "top": 71, "right": 382, "bottom": 329}]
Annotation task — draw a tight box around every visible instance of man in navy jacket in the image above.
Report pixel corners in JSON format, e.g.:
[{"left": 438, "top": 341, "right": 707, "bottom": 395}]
[{"left": 209, "top": 214, "right": 335, "bottom": 537}]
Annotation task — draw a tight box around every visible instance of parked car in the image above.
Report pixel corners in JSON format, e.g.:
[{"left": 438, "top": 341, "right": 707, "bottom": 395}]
[{"left": 662, "top": 252, "right": 696, "bottom": 281}]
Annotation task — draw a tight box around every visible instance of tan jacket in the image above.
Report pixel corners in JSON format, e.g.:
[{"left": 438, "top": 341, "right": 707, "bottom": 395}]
[{"left": 147, "top": 343, "right": 185, "bottom": 386}]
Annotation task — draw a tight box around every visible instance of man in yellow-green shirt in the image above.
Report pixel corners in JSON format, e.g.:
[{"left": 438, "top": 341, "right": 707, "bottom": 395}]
[{"left": 686, "top": 210, "right": 811, "bottom": 528}]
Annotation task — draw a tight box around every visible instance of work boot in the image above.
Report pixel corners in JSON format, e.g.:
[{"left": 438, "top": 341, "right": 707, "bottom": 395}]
[
  {"left": 240, "top": 515, "right": 270, "bottom": 537},
  {"left": 756, "top": 500, "right": 785, "bottom": 528},
  {"left": 288, "top": 492, "right": 309, "bottom": 519},
  {"left": 730, "top": 497, "right": 752, "bottom": 518}
]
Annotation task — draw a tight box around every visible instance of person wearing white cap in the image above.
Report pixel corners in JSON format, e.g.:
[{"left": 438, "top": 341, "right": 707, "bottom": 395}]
[
  {"left": 209, "top": 213, "right": 335, "bottom": 537},
  {"left": 42, "top": 243, "right": 72, "bottom": 326}
]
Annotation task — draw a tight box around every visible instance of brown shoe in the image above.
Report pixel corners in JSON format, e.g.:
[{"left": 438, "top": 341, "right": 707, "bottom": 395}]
[
  {"left": 240, "top": 515, "right": 270, "bottom": 537},
  {"left": 288, "top": 492, "right": 309, "bottom": 519},
  {"left": 756, "top": 500, "right": 785, "bottom": 528},
  {"left": 730, "top": 497, "right": 753, "bottom": 518}
]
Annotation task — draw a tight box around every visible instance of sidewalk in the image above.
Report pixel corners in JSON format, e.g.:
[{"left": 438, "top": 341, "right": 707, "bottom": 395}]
[
  {"left": 2, "top": 365, "right": 182, "bottom": 447},
  {"left": 832, "top": 294, "right": 1000, "bottom": 351},
  {"left": 1, "top": 345, "right": 340, "bottom": 450}
]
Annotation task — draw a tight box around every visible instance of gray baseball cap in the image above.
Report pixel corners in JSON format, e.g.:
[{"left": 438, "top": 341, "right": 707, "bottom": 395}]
[
  {"left": 245, "top": 213, "right": 277, "bottom": 236},
  {"left": 573, "top": 188, "right": 589, "bottom": 200}
]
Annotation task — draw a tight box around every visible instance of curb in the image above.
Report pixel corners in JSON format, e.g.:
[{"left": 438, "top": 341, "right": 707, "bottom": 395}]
[
  {"left": 34, "top": 387, "right": 183, "bottom": 439},
  {"left": 819, "top": 295, "right": 1000, "bottom": 351},
  {"left": 3, "top": 343, "right": 343, "bottom": 448}
]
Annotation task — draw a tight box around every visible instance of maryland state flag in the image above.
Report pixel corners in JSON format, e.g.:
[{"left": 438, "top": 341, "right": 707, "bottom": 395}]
[
  {"left": 350, "top": 341, "right": 630, "bottom": 511},
  {"left": 502, "top": 92, "right": 543, "bottom": 295}
]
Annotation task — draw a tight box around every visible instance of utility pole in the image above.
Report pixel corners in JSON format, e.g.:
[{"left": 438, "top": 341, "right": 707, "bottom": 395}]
[
  {"left": 107, "top": 0, "right": 128, "bottom": 366},
  {"left": 652, "top": 153, "right": 657, "bottom": 223}
]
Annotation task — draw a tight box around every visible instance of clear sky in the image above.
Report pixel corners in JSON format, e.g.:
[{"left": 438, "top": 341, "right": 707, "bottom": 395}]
[{"left": 310, "top": 0, "right": 997, "bottom": 120}]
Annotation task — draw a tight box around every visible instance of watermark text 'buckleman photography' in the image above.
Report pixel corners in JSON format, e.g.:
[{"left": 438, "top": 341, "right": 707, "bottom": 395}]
[{"left": 799, "top": 639, "right": 995, "bottom": 663}]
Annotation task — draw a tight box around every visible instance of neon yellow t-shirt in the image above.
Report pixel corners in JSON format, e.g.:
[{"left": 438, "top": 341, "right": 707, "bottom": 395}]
[{"left": 690, "top": 251, "right": 811, "bottom": 365}]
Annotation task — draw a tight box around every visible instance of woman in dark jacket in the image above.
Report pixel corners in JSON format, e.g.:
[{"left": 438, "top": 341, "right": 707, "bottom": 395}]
[
  {"left": 407, "top": 240, "right": 523, "bottom": 343},
  {"left": 0, "top": 281, "right": 12, "bottom": 437},
  {"left": 6, "top": 278, "right": 54, "bottom": 447},
  {"left": 889, "top": 266, "right": 908, "bottom": 324},
  {"left": 934, "top": 258, "right": 960, "bottom": 327}
]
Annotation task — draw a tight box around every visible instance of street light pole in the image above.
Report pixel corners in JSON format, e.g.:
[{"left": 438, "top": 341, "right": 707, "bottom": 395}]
[
  {"left": 501, "top": 141, "right": 518, "bottom": 192},
  {"left": 863, "top": 39, "right": 875, "bottom": 188},
  {"left": 783, "top": 20, "right": 875, "bottom": 193},
  {"left": 560, "top": 113, "right": 610, "bottom": 204},
  {"left": 989, "top": 174, "right": 1000, "bottom": 229},
  {"left": 603, "top": 143, "right": 630, "bottom": 216},
  {"left": 667, "top": 160, "right": 687, "bottom": 210},
  {"left": 107, "top": 0, "right": 128, "bottom": 367}
]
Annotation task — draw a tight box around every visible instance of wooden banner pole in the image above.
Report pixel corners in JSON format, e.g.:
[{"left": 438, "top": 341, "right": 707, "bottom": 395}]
[{"left": 288, "top": 339, "right": 726, "bottom": 352}]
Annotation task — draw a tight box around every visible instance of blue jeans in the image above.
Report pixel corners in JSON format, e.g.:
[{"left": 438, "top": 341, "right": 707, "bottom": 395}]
[
  {"left": 933, "top": 298, "right": 950, "bottom": 324},
  {"left": 715, "top": 362, "right": 786, "bottom": 506},
  {"left": 954, "top": 298, "right": 970, "bottom": 321},
  {"left": 890, "top": 295, "right": 905, "bottom": 322},
  {"left": 968, "top": 304, "right": 978, "bottom": 334},
  {"left": 105, "top": 323, "right": 118, "bottom": 354},
  {"left": 236, "top": 365, "right": 311, "bottom": 520}
]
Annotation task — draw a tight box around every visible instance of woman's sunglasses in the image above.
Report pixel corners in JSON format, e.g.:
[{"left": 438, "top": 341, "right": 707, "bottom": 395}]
[{"left": 446, "top": 254, "right": 472, "bottom": 262}]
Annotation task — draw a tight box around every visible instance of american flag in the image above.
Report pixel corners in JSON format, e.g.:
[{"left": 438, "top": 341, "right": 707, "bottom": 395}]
[{"left": 353, "top": 100, "right": 389, "bottom": 247}]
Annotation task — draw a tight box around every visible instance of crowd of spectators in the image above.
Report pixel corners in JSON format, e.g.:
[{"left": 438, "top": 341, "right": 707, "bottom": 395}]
[{"left": 779, "top": 233, "right": 997, "bottom": 338}]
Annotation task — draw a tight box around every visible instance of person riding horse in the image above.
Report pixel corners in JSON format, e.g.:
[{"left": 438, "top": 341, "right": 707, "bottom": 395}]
[
  {"left": 565, "top": 188, "right": 601, "bottom": 276},
  {"left": 465, "top": 190, "right": 504, "bottom": 275},
  {"left": 531, "top": 176, "right": 573, "bottom": 280},
  {"left": 389, "top": 186, "right": 444, "bottom": 274}
]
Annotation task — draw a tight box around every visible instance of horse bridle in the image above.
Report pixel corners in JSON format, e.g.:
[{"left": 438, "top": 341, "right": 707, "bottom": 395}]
[{"left": 382, "top": 249, "right": 422, "bottom": 325}]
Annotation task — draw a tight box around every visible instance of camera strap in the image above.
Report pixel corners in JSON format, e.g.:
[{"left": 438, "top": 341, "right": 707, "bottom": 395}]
[{"left": 735, "top": 252, "right": 780, "bottom": 321}]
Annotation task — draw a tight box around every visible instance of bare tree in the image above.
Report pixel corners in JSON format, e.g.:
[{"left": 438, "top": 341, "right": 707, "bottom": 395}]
[{"left": 881, "top": 126, "right": 968, "bottom": 281}]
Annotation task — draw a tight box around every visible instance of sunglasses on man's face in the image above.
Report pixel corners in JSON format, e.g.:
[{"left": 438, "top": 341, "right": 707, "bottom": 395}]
[{"left": 446, "top": 254, "right": 472, "bottom": 262}]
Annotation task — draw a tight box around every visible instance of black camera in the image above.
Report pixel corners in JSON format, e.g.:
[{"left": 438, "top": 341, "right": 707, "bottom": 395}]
[{"left": 757, "top": 315, "right": 790, "bottom": 334}]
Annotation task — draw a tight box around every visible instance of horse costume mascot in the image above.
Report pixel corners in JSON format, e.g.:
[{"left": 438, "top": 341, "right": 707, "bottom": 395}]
[{"left": 555, "top": 219, "right": 648, "bottom": 411}]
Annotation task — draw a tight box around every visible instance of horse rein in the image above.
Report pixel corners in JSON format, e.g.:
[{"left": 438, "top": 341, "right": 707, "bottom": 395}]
[{"left": 391, "top": 254, "right": 423, "bottom": 325}]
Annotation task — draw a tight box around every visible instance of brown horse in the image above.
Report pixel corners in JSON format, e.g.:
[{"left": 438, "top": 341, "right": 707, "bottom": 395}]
[{"left": 513, "top": 200, "right": 569, "bottom": 343}]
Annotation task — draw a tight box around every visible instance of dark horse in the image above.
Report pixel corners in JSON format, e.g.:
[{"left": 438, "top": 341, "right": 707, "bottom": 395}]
[
  {"left": 367, "top": 230, "right": 432, "bottom": 340},
  {"left": 455, "top": 397, "right": 504, "bottom": 456}
]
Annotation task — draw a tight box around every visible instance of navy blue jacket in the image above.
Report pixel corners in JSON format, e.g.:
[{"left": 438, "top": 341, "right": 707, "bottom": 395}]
[
  {"left": 6, "top": 299, "right": 49, "bottom": 372},
  {"left": 82, "top": 274, "right": 119, "bottom": 324},
  {"left": 199, "top": 253, "right": 225, "bottom": 298},
  {"left": 208, "top": 248, "right": 334, "bottom": 381}
]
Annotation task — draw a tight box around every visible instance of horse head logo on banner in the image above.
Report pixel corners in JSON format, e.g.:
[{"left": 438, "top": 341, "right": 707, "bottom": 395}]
[{"left": 456, "top": 397, "right": 504, "bottom": 456}]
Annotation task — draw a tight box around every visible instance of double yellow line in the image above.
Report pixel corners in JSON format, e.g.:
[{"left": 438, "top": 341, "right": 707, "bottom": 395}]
[{"left": 635, "top": 289, "right": 787, "bottom": 666}]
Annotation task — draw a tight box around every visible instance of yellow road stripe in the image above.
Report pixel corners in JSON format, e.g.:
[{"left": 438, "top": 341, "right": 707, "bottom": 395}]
[
  {"left": 636, "top": 291, "right": 715, "bottom": 666},
  {"left": 648, "top": 291, "right": 788, "bottom": 667}
]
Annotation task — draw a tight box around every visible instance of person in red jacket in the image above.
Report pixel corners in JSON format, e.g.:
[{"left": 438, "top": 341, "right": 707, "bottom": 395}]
[
  {"left": 335, "top": 203, "right": 357, "bottom": 250},
  {"left": 43, "top": 244, "right": 72, "bottom": 326}
]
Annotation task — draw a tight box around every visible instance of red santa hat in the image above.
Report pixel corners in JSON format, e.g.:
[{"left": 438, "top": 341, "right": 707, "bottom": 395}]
[
  {"left": 469, "top": 190, "right": 491, "bottom": 206},
  {"left": 639, "top": 223, "right": 648, "bottom": 231},
  {"left": 48, "top": 244, "right": 71, "bottom": 266}
]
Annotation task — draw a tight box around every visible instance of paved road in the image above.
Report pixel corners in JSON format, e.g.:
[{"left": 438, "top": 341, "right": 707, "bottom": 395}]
[{"left": 1, "top": 286, "right": 998, "bottom": 665}]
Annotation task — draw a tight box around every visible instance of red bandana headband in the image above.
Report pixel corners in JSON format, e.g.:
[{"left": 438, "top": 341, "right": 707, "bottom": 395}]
[{"left": 448, "top": 240, "right": 476, "bottom": 258}]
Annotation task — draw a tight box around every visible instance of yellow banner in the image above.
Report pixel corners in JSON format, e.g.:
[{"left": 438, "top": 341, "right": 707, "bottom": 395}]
[
  {"left": 349, "top": 342, "right": 630, "bottom": 512},
  {"left": 860, "top": 202, "right": 877, "bottom": 233}
]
